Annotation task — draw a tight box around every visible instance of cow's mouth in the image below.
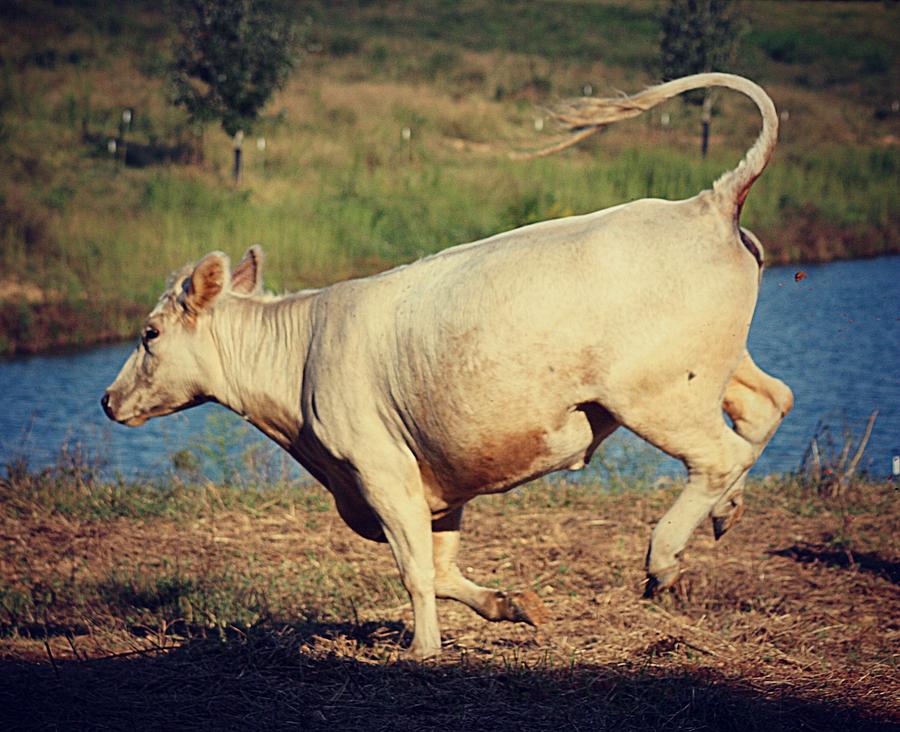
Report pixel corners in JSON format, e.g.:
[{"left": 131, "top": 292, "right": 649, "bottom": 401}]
[
  {"left": 122, "top": 414, "right": 150, "bottom": 427},
  {"left": 119, "top": 397, "right": 209, "bottom": 426},
  {"left": 102, "top": 393, "right": 209, "bottom": 427},
  {"left": 102, "top": 399, "right": 171, "bottom": 427},
  {"left": 119, "top": 404, "right": 183, "bottom": 426}
]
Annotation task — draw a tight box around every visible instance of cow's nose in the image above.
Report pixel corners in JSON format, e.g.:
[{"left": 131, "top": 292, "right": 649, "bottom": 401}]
[{"left": 101, "top": 392, "right": 114, "bottom": 418}]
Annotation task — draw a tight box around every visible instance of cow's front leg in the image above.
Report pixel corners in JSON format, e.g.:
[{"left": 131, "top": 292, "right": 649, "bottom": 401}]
[
  {"left": 355, "top": 454, "right": 441, "bottom": 660},
  {"left": 433, "top": 508, "right": 547, "bottom": 626}
]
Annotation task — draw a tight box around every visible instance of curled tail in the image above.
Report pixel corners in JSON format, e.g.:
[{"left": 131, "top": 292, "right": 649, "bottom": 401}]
[{"left": 528, "top": 73, "right": 778, "bottom": 219}]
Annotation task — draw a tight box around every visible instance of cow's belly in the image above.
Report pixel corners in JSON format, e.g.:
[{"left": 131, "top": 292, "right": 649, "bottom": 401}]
[{"left": 418, "top": 402, "right": 617, "bottom": 515}]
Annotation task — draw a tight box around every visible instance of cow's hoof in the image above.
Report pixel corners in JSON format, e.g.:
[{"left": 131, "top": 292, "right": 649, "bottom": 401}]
[
  {"left": 712, "top": 502, "right": 745, "bottom": 540},
  {"left": 644, "top": 565, "right": 680, "bottom": 598},
  {"left": 404, "top": 643, "right": 442, "bottom": 662},
  {"left": 506, "top": 590, "right": 548, "bottom": 627}
]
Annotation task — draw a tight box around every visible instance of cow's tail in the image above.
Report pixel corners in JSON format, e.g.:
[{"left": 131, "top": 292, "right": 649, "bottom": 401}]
[{"left": 525, "top": 72, "right": 778, "bottom": 219}]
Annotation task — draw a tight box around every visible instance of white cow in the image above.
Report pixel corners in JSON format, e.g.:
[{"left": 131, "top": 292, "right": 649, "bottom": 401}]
[{"left": 103, "top": 73, "right": 793, "bottom": 659}]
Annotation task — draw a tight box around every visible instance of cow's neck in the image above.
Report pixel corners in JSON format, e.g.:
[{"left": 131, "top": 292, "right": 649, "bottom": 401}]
[{"left": 210, "top": 293, "right": 316, "bottom": 450}]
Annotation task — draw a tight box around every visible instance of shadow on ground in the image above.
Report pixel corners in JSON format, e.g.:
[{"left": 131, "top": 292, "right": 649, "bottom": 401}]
[
  {"left": 1, "top": 621, "right": 895, "bottom": 732},
  {"left": 770, "top": 542, "right": 900, "bottom": 584}
]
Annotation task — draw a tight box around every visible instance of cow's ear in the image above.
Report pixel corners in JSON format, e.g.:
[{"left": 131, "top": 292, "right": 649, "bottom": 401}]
[
  {"left": 231, "top": 245, "right": 263, "bottom": 295},
  {"left": 184, "top": 252, "right": 229, "bottom": 319}
]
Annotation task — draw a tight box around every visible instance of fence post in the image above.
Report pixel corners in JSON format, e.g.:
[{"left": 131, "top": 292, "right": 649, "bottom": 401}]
[{"left": 233, "top": 130, "right": 244, "bottom": 185}]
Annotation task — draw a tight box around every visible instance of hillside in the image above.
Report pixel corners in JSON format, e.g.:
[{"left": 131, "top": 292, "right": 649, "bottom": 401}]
[{"left": 0, "top": 0, "right": 898, "bottom": 353}]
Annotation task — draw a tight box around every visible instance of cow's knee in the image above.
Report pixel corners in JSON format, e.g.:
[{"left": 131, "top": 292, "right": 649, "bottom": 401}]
[{"left": 724, "top": 358, "right": 793, "bottom": 448}]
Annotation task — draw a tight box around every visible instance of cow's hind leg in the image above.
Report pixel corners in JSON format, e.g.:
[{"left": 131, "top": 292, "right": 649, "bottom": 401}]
[
  {"left": 621, "top": 393, "right": 756, "bottom": 594},
  {"left": 433, "top": 508, "right": 547, "bottom": 627},
  {"left": 647, "top": 428, "right": 755, "bottom": 593},
  {"left": 713, "top": 352, "right": 794, "bottom": 538}
]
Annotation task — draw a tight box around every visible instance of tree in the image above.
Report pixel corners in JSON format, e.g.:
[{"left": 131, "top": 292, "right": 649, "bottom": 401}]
[
  {"left": 660, "top": 0, "right": 743, "bottom": 157},
  {"left": 169, "top": 0, "right": 298, "bottom": 183}
]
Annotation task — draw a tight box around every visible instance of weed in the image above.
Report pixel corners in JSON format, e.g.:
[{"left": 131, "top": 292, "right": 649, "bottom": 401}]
[{"left": 800, "top": 411, "right": 878, "bottom": 498}]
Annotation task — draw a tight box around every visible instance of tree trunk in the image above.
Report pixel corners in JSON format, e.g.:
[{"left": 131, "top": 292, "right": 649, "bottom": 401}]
[{"left": 233, "top": 130, "right": 245, "bottom": 185}]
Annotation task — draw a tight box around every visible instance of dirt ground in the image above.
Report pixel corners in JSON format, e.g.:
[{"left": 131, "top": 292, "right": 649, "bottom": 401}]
[{"left": 1, "top": 479, "right": 898, "bottom": 730}]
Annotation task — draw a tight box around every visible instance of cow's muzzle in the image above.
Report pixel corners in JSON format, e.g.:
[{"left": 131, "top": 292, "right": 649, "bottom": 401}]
[
  {"left": 100, "top": 391, "right": 115, "bottom": 420},
  {"left": 101, "top": 390, "right": 146, "bottom": 426}
]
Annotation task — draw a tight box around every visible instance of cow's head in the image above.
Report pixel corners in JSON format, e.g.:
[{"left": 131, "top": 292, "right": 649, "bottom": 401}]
[{"left": 101, "top": 246, "right": 263, "bottom": 426}]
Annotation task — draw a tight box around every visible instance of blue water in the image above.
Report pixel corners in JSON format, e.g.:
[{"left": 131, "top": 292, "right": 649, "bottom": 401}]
[
  {"left": 1, "top": 256, "right": 898, "bottom": 481},
  {"left": 746, "top": 256, "right": 898, "bottom": 476}
]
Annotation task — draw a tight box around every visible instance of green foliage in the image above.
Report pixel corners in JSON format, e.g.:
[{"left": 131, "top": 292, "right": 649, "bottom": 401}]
[
  {"left": 55, "top": 144, "right": 900, "bottom": 293},
  {"left": 169, "top": 0, "right": 298, "bottom": 136},
  {"left": 659, "top": 0, "right": 746, "bottom": 155},
  {"left": 327, "top": 33, "right": 362, "bottom": 58},
  {"left": 660, "top": 0, "right": 744, "bottom": 100},
  {"left": 339, "top": 1, "right": 658, "bottom": 68},
  {"left": 750, "top": 27, "right": 891, "bottom": 72},
  {"left": 1, "top": 0, "right": 898, "bottom": 352}
]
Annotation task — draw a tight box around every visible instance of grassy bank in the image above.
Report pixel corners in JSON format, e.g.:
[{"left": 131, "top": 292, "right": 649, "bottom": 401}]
[
  {"left": 1, "top": 464, "right": 897, "bottom": 729},
  {"left": 1, "top": 0, "right": 898, "bottom": 353}
]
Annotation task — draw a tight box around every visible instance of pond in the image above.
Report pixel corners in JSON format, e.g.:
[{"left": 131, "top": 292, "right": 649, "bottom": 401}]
[{"left": 1, "top": 256, "right": 897, "bottom": 483}]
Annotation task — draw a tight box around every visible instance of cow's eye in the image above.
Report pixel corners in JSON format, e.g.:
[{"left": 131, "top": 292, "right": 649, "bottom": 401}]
[{"left": 143, "top": 326, "right": 160, "bottom": 342}]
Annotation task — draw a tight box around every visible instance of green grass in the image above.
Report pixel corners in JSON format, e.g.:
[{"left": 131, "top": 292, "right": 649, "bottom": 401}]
[
  {"left": 0, "top": 462, "right": 326, "bottom": 522},
  {"left": 7, "top": 142, "right": 893, "bottom": 304},
  {"left": 326, "top": 0, "right": 661, "bottom": 69},
  {"left": 1, "top": 0, "right": 898, "bottom": 352}
]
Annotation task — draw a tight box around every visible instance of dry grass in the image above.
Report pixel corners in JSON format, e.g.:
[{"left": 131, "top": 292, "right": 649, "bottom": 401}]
[{"left": 1, "top": 474, "right": 897, "bottom": 730}]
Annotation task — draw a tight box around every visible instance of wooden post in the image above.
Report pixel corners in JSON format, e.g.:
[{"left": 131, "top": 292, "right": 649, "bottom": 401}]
[
  {"left": 233, "top": 130, "right": 244, "bottom": 185},
  {"left": 701, "top": 94, "right": 712, "bottom": 158},
  {"left": 402, "top": 126, "right": 412, "bottom": 163},
  {"left": 256, "top": 135, "right": 266, "bottom": 172},
  {"left": 120, "top": 108, "right": 132, "bottom": 166}
]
